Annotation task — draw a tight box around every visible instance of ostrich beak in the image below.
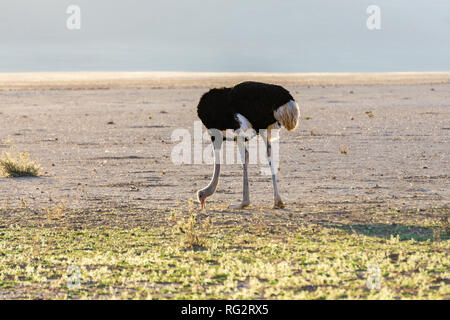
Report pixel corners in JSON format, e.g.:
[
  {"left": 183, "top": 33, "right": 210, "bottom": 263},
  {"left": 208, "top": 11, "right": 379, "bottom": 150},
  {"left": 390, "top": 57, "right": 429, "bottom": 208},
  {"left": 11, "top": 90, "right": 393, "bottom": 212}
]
[{"left": 201, "top": 198, "right": 206, "bottom": 210}]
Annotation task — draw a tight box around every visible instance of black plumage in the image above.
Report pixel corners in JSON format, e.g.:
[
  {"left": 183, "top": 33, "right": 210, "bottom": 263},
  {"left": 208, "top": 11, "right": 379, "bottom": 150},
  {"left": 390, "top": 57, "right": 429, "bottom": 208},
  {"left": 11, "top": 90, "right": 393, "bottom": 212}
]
[{"left": 197, "top": 81, "right": 294, "bottom": 132}]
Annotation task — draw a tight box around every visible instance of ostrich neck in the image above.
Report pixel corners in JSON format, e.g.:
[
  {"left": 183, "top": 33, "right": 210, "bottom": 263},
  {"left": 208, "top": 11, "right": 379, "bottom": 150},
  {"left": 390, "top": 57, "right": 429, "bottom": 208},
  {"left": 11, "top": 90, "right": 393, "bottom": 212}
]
[{"left": 200, "top": 150, "right": 221, "bottom": 197}]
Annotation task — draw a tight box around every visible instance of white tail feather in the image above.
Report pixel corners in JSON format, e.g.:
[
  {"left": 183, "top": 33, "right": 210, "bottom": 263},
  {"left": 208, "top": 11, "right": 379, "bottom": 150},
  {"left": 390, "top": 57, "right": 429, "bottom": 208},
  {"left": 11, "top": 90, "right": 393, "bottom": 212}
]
[{"left": 274, "top": 100, "right": 300, "bottom": 131}]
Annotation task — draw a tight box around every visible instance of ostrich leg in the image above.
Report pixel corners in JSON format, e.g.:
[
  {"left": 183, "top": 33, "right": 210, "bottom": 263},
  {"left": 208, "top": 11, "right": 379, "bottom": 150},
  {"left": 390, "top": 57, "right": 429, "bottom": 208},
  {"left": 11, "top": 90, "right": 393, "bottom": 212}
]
[
  {"left": 262, "top": 129, "right": 285, "bottom": 209},
  {"left": 229, "top": 137, "right": 250, "bottom": 209}
]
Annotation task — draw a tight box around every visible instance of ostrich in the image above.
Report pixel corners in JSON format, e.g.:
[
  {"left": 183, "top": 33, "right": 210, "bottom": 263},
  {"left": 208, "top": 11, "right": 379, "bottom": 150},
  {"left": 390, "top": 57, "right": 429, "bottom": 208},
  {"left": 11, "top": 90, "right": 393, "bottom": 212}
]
[{"left": 196, "top": 81, "right": 300, "bottom": 210}]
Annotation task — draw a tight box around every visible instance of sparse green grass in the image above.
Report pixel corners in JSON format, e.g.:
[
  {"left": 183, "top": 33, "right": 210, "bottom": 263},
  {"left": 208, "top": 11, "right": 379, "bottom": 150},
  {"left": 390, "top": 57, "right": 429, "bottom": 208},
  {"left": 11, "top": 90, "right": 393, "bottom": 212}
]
[
  {"left": 0, "top": 149, "right": 41, "bottom": 177},
  {"left": 0, "top": 206, "right": 448, "bottom": 300}
]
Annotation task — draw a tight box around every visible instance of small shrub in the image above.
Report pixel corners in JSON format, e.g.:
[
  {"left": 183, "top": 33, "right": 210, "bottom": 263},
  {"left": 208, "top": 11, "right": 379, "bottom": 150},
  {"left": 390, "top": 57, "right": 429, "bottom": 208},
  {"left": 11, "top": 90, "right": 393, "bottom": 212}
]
[
  {"left": 46, "top": 202, "right": 66, "bottom": 221},
  {"left": 339, "top": 145, "right": 348, "bottom": 154},
  {"left": 440, "top": 216, "right": 449, "bottom": 236},
  {"left": 365, "top": 111, "right": 374, "bottom": 118},
  {"left": 178, "top": 213, "right": 210, "bottom": 249},
  {"left": 0, "top": 149, "right": 41, "bottom": 177}
]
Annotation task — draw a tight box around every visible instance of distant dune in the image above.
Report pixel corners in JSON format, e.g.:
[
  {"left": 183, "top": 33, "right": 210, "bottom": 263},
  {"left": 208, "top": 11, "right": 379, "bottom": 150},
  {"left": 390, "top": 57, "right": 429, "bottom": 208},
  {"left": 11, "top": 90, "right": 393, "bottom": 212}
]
[{"left": 0, "top": 72, "right": 449, "bottom": 89}]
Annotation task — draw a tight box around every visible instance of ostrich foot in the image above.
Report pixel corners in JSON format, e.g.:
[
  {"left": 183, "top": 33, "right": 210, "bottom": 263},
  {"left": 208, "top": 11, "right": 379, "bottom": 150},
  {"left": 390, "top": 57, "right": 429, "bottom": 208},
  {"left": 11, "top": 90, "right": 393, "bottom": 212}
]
[
  {"left": 228, "top": 200, "right": 250, "bottom": 209},
  {"left": 273, "top": 198, "right": 285, "bottom": 209}
]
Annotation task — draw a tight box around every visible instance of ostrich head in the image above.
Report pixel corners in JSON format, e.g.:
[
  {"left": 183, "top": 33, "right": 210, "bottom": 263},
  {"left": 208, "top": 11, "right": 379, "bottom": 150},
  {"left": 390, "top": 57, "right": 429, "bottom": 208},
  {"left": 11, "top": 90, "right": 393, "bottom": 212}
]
[{"left": 197, "top": 189, "right": 207, "bottom": 209}]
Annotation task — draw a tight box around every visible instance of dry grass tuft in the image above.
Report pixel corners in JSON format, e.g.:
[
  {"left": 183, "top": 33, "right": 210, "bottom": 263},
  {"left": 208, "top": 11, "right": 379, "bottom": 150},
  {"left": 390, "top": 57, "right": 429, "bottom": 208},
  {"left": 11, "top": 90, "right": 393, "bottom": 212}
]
[
  {"left": 46, "top": 202, "right": 67, "bottom": 221},
  {"left": 0, "top": 149, "right": 41, "bottom": 177},
  {"left": 310, "top": 128, "right": 319, "bottom": 136},
  {"left": 339, "top": 145, "right": 348, "bottom": 154},
  {"left": 440, "top": 216, "right": 449, "bottom": 236},
  {"left": 365, "top": 111, "right": 374, "bottom": 118},
  {"left": 178, "top": 212, "right": 211, "bottom": 249}
]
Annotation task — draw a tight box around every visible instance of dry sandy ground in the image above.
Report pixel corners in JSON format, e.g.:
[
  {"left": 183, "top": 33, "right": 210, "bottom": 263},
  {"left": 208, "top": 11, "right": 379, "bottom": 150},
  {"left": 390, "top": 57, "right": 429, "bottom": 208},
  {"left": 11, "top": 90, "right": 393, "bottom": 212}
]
[{"left": 0, "top": 72, "right": 449, "bottom": 216}]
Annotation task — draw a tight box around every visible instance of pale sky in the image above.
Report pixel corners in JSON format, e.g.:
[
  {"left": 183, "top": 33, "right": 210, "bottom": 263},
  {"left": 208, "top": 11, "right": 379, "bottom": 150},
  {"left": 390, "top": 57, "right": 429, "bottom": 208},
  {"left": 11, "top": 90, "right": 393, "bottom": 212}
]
[{"left": 0, "top": 0, "right": 449, "bottom": 72}]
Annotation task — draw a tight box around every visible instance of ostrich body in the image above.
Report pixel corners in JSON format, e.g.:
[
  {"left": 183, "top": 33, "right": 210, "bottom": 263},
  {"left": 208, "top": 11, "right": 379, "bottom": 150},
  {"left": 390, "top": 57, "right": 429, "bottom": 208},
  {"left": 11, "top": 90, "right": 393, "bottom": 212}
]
[{"left": 196, "top": 81, "right": 300, "bottom": 209}]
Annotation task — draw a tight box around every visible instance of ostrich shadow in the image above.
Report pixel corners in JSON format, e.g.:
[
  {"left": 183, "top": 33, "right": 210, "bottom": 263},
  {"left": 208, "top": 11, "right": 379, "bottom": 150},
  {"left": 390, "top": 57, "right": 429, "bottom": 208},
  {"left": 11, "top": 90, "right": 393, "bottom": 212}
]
[
  {"left": 195, "top": 203, "right": 448, "bottom": 242},
  {"left": 277, "top": 205, "right": 449, "bottom": 242},
  {"left": 322, "top": 222, "right": 448, "bottom": 242},
  {"left": 204, "top": 208, "right": 252, "bottom": 216},
  {"left": 0, "top": 176, "right": 46, "bottom": 182}
]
